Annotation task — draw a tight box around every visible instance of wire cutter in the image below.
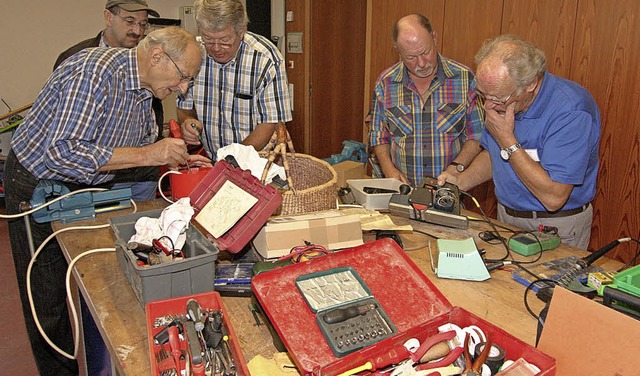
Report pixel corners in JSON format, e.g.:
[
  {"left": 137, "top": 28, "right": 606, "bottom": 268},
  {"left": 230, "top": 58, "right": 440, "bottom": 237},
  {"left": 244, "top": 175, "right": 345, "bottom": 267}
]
[{"left": 391, "top": 331, "right": 464, "bottom": 376}]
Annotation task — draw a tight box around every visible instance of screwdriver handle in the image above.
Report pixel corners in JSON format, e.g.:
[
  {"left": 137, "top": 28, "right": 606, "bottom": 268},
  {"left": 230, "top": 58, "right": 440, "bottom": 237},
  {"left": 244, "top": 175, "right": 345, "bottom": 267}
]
[
  {"left": 186, "top": 299, "right": 205, "bottom": 332},
  {"left": 169, "top": 119, "right": 182, "bottom": 138},
  {"left": 167, "top": 325, "right": 182, "bottom": 371},
  {"left": 323, "top": 303, "right": 376, "bottom": 324}
]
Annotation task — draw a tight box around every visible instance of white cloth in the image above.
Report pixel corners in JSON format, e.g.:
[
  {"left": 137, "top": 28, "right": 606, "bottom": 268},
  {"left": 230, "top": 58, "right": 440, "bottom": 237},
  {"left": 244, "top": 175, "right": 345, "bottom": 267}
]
[
  {"left": 216, "top": 143, "right": 286, "bottom": 184},
  {"left": 128, "top": 197, "right": 194, "bottom": 251}
]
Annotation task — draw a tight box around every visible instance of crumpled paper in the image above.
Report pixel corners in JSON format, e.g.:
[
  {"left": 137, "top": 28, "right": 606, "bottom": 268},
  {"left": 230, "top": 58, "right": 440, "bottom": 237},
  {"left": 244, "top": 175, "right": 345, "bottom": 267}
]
[
  {"left": 128, "top": 197, "right": 194, "bottom": 251},
  {"left": 216, "top": 143, "right": 285, "bottom": 184}
]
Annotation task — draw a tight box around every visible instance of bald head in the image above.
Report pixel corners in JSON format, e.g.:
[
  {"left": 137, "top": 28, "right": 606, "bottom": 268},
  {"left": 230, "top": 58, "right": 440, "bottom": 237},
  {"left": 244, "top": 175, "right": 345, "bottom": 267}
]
[{"left": 393, "top": 14, "right": 433, "bottom": 43}]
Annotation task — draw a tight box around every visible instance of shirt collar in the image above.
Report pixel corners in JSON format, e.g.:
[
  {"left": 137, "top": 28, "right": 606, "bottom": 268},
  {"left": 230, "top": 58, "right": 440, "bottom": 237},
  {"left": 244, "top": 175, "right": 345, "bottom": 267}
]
[
  {"left": 125, "top": 48, "right": 143, "bottom": 91},
  {"left": 99, "top": 30, "right": 109, "bottom": 48},
  {"left": 391, "top": 54, "right": 456, "bottom": 86}
]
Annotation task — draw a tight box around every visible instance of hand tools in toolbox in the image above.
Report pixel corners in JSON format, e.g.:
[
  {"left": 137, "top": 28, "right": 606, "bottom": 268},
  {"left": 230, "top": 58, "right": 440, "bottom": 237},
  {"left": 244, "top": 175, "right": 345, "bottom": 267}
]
[
  {"left": 252, "top": 238, "right": 557, "bottom": 375},
  {"left": 146, "top": 291, "right": 249, "bottom": 376}
]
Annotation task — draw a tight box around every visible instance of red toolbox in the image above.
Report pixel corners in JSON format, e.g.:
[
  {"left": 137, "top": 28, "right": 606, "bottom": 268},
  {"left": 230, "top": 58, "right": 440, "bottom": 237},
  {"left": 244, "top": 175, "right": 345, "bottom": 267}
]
[
  {"left": 251, "top": 238, "right": 556, "bottom": 375},
  {"left": 189, "top": 159, "right": 282, "bottom": 253},
  {"left": 145, "top": 291, "right": 249, "bottom": 376}
]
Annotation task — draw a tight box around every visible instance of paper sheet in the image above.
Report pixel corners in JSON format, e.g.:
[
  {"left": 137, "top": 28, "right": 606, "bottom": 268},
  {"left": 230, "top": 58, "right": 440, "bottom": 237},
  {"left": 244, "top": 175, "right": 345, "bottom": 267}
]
[{"left": 195, "top": 180, "right": 257, "bottom": 238}]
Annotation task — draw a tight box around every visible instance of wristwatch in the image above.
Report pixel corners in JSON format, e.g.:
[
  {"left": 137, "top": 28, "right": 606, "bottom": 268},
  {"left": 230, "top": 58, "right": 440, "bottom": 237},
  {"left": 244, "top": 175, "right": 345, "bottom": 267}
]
[
  {"left": 500, "top": 143, "right": 523, "bottom": 161},
  {"left": 449, "top": 162, "right": 465, "bottom": 172}
]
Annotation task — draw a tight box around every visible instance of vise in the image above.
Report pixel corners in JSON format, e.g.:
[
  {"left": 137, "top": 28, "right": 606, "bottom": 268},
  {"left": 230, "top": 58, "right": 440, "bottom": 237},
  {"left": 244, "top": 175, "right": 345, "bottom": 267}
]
[
  {"left": 21, "top": 179, "right": 133, "bottom": 224},
  {"left": 324, "top": 140, "right": 368, "bottom": 165}
]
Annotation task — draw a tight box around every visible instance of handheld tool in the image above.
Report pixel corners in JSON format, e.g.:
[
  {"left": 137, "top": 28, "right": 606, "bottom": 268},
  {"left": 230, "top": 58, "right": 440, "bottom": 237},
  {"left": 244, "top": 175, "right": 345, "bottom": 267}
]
[
  {"left": 322, "top": 303, "right": 377, "bottom": 324},
  {"left": 169, "top": 119, "right": 191, "bottom": 173}
]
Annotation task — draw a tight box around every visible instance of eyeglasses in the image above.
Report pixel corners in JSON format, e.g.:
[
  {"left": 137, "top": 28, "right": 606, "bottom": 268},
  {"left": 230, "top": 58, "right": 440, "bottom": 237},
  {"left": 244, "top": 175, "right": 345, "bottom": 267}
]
[
  {"left": 476, "top": 87, "right": 518, "bottom": 105},
  {"left": 164, "top": 52, "right": 194, "bottom": 85},
  {"left": 113, "top": 13, "right": 150, "bottom": 31},
  {"left": 201, "top": 36, "right": 236, "bottom": 50}
]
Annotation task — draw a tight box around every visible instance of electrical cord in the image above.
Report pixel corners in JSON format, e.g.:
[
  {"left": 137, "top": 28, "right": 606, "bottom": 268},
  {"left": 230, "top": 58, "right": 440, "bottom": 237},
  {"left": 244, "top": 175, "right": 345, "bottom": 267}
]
[
  {"left": 0, "top": 188, "right": 139, "bottom": 360},
  {"left": 158, "top": 170, "right": 182, "bottom": 203},
  {"left": 460, "top": 190, "right": 511, "bottom": 261}
]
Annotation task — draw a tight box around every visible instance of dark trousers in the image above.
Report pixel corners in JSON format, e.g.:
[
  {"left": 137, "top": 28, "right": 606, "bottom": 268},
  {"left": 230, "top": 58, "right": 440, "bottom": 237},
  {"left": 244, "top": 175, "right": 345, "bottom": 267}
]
[{"left": 5, "top": 150, "right": 78, "bottom": 375}]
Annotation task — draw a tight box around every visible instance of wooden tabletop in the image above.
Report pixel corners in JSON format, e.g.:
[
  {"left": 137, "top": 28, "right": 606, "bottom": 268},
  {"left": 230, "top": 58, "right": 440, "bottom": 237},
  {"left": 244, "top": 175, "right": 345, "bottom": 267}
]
[{"left": 53, "top": 200, "right": 621, "bottom": 375}]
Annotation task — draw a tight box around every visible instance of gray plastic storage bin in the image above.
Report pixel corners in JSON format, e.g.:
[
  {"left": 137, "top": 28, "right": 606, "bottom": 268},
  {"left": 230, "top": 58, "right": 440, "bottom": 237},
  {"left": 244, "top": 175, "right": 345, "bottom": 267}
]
[{"left": 109, "top": 209, "right": 219, "bottom": 305}]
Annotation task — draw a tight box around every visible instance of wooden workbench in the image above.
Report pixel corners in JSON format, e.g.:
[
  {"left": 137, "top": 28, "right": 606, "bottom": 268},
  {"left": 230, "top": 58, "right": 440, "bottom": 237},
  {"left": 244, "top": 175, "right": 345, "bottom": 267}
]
[{"left": 54, "top": 200, "right": 621, "bottom": 375}]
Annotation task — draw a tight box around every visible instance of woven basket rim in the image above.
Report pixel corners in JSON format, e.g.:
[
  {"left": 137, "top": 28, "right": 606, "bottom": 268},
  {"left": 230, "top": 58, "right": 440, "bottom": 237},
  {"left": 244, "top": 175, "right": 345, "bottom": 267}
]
[{"left": 262, "top": 152, "right": 337, "bottom": 195}]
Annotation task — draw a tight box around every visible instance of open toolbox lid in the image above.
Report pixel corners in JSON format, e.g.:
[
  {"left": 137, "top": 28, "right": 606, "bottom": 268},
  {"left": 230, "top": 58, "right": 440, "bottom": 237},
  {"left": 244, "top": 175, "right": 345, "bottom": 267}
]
[
  {"left": 252, "top": 238, "right": 556, "bottom": 375},
  {"left": 189, "top": 159, "right": 282, "bottom": 253}
]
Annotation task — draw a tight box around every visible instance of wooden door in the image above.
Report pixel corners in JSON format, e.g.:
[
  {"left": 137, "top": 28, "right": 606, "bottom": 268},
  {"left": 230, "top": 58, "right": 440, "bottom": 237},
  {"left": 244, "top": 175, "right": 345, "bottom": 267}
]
[{"left": 309, "top": 0, "right": 367, "bottom": 158}]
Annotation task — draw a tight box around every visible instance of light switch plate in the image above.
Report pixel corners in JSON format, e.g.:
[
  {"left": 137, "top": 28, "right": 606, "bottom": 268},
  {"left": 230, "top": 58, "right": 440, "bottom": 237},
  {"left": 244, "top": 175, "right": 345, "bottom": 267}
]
[{"left": 287, "top": 32, "right": 303, "bottom": 54}]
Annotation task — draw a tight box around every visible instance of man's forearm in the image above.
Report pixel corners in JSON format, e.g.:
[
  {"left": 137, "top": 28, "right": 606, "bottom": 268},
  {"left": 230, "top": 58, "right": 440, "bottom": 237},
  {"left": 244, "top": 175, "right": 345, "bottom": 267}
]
[
  {"left": 452, "top": 140, "right": 482, "bottom": 167},
  {"left": 457, "top": 150, "right": 493, "bottom": 191},
  {"left": 242, "top": 122, "right": 277, "bottom": 151}
]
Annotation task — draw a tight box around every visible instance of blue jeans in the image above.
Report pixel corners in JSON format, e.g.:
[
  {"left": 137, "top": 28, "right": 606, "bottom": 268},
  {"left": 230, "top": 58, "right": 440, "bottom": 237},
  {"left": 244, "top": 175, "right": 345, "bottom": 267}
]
[{"left": 4, "top": 151, "right": 78, "bottom": 375}]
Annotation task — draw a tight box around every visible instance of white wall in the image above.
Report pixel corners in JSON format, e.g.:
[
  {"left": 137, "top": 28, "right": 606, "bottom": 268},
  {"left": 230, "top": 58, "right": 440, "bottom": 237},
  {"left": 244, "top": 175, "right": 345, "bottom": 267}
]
[{"left": 0, "top": 0, "right": 193, "bottom": 112}]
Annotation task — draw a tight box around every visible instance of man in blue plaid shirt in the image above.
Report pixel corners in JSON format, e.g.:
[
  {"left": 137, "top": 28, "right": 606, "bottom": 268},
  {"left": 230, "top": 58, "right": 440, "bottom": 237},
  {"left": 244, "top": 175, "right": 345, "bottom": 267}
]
[
  {"left": 177, "top": 0, "right": 292, "bottom": 159},
  {"left": 5, "top": 27, "right": 209, "bottom": 375},
  {"left": 370, "top": 14, "right": 484, "bottom": 186}
]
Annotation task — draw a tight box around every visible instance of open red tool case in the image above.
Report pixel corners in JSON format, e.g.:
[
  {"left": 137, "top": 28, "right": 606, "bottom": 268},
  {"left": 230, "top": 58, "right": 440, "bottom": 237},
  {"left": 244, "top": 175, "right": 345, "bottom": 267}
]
[
  {"left": 146, "top": 291, "right": 249, "bottom": 376},
  {"left": 252, "top": 238, "right": 556, "bottom": 375},
  {"left": 189, "top": 159, "right": 282, "bottom": 253}
]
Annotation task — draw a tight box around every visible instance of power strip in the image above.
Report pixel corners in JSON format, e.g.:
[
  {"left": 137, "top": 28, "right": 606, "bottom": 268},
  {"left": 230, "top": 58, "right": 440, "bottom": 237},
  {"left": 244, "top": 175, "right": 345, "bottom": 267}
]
[{"left": 509, "top": 231, "right": 561, "bottom": 256}]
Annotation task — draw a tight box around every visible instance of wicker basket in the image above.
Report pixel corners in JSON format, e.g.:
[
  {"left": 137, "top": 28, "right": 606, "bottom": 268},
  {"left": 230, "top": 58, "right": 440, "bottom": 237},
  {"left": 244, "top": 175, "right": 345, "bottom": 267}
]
[{"left": 266, "top": 153, "right": 338, "bottom": 215}]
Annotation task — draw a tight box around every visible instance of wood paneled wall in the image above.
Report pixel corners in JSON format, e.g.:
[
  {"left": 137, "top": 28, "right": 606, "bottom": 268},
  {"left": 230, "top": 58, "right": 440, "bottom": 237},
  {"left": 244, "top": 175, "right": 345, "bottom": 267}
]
[{"left": 286, "top": 0, "right": 639, "bottom": 263}]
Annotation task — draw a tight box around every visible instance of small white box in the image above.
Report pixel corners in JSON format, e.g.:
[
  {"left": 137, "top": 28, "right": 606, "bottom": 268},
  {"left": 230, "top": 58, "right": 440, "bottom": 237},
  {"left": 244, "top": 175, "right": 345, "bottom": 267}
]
[{"left": 347, "top": 178, "right": 404, "bottom": 210}]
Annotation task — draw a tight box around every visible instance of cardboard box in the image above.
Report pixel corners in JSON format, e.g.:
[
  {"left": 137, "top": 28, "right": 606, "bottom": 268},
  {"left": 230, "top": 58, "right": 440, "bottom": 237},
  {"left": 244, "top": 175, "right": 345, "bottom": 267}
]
[
  {"left": 252, "top": 239, "right": 556, "bottom": 375},
  {"left": 538, "top": 287, "right": 640, "bottom": 374},
  {"left": 252, "top": 210, "right": 363, "bottom": 259},
  {"left": 333, "top": 161, "right": 367, "bottom": 188}
]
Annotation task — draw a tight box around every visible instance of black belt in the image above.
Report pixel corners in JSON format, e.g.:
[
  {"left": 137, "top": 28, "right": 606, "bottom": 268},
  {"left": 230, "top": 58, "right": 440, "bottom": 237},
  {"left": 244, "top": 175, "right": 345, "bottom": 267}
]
[{"left": 503, "top": 204, "right": 589, "bottom": 219}]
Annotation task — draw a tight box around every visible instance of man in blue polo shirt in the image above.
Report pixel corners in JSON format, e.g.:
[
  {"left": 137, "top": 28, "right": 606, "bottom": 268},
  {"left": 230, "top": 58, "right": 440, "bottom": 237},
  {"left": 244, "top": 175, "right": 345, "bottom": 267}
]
[{"left": 438, "top": 35, "right": 600, "bottom": 249}]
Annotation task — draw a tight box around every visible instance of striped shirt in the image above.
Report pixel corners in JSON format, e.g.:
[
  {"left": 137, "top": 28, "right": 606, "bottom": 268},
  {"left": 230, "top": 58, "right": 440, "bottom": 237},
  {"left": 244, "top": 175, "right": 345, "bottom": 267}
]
[
  {"left": 369, "top": 55, "right": 484, "bottom": 186},
  {"left": 177, "top": 32, "right": 292, "bottom": 159},
  {"left": 12, "top": 47, "right": 156, "bottom": 185}
]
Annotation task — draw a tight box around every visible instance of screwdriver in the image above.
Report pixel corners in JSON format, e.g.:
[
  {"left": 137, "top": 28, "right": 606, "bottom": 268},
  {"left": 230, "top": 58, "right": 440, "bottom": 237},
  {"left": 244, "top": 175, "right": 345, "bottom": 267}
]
[
  {"left": 169, "top": 119, "right": 191, "bottom": 173},
  {"left": 322, "top": 303, "right": 377, "bottom": 324}
]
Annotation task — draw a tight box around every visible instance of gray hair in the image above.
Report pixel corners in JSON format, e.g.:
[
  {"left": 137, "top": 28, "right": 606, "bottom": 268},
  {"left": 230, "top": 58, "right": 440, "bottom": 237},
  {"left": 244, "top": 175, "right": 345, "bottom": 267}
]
[
  {"left": 475, "top": 34, "right": 546, "bottom": 87},
  {"left": 139, "top": 26, "right": 199, "bottom": 61},
  {"left": 194, "top": 0, "right": 249, "bottom": 35}
]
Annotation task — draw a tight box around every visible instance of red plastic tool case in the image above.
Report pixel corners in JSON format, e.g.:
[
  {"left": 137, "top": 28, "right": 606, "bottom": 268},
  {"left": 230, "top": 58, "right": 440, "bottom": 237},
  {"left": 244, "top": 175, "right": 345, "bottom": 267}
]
[
  {"left": 251, "top": 238, "right": 556, "bottom": 375},
  {"left": 145, "top": 291, "right": 249, "bottom": 376},
  {"left": 189, "top": 159, "right": 282, "bottom": 253}
]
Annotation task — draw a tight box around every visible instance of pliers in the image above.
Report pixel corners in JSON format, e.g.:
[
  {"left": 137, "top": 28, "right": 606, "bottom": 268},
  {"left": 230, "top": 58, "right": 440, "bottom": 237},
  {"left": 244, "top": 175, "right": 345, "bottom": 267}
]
[
  {"left": 461, "top": 331, "right": 493, "bottom": 376},
  {"left": 391, "top": 331, "right": 464, "bottom": 376}
]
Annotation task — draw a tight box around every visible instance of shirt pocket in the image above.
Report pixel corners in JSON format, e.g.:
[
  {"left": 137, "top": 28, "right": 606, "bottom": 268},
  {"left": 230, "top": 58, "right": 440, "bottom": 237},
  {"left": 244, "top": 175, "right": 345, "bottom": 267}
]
[
  {"left": 385, "top": 105, "right": 414, "bottom": 137},
  {"left": 435, "top": 103, "right": 465, "bottom": 135},
  {"left": 233, "top": 92, "right": 254, "bottom": 120}
]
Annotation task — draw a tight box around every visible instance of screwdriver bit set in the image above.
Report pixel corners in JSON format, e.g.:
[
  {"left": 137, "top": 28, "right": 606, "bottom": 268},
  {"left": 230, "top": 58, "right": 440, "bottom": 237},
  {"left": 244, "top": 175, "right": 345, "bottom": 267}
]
[{"left": 295, "top": 266, "right": 397, "bottom": 357}]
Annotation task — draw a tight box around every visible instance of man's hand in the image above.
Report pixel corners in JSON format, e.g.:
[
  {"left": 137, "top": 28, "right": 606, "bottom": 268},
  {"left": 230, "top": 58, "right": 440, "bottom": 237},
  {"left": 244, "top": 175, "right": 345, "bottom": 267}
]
[
  {"left": 384, "top": 168, "right": 410, "bottom": 185},
  {"left": 187, "top": 154, "right": 213, "bottom": 168},
  {"left": 485, "top": 102, "right": 518, "bottom": 147},
  {"left": 143, "top": 138, "right": 192, "bottom": 168},
  {"left": 180, "top": 118, "right": 203, "bottom": 145},
  {"left": 437, "top": 171, "right": 458, "bottom": 187}
]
